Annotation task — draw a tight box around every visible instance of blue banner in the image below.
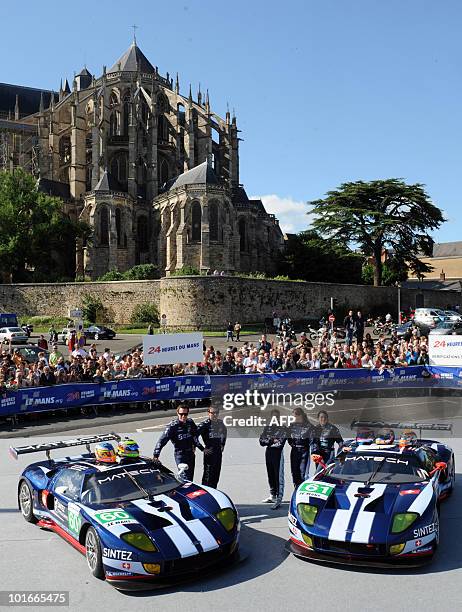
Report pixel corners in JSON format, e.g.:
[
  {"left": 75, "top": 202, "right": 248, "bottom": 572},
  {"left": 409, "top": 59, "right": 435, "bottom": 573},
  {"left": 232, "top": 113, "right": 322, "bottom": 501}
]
[{"left": 1, "top": 367, "right": 461, "bottom": 418}]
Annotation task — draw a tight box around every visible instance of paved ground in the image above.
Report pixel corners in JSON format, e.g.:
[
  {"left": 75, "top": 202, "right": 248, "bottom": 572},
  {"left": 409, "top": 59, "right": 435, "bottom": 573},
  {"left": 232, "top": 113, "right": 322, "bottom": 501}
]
[{"left": 1, "top": 412, "right": 461, "bottom": 611}]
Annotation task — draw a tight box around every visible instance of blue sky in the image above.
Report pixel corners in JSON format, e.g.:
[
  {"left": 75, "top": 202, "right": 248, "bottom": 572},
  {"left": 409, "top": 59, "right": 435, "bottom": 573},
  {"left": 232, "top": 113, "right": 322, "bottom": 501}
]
[{"left": 2, "top": 0, "right": 461, "bottom": 240}]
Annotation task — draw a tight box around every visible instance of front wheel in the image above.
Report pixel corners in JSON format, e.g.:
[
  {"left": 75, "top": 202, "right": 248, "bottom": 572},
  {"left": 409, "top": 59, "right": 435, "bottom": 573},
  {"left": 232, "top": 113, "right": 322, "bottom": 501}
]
[
  {"left": 18, "top": 480, "right": 37, "bottom": 523},
  {"left": 85, "top": 527, "right": 105, "bottom": 579}
]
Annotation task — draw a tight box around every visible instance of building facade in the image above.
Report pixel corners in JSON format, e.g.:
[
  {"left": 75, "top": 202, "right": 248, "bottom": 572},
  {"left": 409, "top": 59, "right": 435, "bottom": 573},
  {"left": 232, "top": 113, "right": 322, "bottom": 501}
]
[{"left": 0, "top": 42, "right": 284, "bottom": 278}]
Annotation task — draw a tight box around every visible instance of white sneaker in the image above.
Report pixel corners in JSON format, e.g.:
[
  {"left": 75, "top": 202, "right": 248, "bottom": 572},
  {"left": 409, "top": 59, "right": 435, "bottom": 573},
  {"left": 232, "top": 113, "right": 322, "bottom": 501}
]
[
  {"left": 271, "top": 498, "right": 282, "bottom": 510},
  {"left": 262, "top": 495, "right": 276, "bottom": 503}
]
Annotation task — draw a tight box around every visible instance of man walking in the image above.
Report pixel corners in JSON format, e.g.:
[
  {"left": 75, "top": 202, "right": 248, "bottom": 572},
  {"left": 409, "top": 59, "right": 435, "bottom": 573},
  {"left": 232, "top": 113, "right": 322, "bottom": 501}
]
[
  {"left": 198, "top": 407, "right": 227, "bottom": 488},
  {"left": 153, "top": 404, "right": 204, "bottom": 481}
]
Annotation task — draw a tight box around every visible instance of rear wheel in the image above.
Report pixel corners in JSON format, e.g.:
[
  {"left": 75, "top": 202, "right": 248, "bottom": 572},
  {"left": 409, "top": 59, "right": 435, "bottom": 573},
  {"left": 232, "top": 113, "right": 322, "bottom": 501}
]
[
  {"left": 18, "top": 480, "right": 37, "bottom": 523},
  {"left": 85, "top": 527, "right": 105, "bottom": 579}
]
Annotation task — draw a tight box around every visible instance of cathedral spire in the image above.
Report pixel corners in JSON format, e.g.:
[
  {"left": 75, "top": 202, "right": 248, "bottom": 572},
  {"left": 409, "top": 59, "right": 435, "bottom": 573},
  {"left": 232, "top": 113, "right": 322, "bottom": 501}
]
[
  {"left": 188, "top": 83, "right": 192, "bottom": 104},
  {"left": 175, "top": 72, "right": 179, "bottom": 94},
  {"left": 197, "top": 83, "right": 202, "bottom": 105},
  {"left": 205, "top": 89, "right": 210, "bottom": 113}
]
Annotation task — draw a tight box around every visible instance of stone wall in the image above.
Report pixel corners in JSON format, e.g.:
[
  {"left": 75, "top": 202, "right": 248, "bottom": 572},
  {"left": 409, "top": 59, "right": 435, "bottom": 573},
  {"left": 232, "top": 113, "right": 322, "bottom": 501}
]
[
  {"left": 0, "top": 276, "right": 459, "bottom": 327},
  {"left": 0, "top": 280, "right": 160, "bottom": 324}
]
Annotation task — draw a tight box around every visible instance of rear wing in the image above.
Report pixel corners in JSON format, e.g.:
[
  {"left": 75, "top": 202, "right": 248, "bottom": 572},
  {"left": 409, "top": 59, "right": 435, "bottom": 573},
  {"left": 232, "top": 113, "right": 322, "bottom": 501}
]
[
  {"left": 9, "top": 433, "right": 121, "bottom": 461},
  {"left": 351, "top": 420, "right": 452, "bottom": 433}
]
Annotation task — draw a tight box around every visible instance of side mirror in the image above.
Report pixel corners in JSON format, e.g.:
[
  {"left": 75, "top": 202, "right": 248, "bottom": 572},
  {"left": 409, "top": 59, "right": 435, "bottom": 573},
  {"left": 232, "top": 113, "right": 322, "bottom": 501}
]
[
  {"left": 177, "top": 463, "right": 189, "bottom": 482},
  {"left": 435, "top": 461, "right": 447, "bottom": 470}
]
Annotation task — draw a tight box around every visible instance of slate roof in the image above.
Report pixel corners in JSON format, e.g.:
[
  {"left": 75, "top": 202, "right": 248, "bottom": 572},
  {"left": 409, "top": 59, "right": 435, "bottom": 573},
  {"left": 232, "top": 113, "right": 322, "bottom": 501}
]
[
  {"left": 164, "top": 160, "right": 219, "bottom": 191},
  {"left": 37, "top": 178, "right": 70, "bottom": 200},
  {"left": 402, "top": 279, "right": 462, "bottom": 291},
  {"left": 94, "top": 170, "right": 124, "bottom": 192},
  {"left": 432, "top": 241, "right": 462, "bottom": 258},
  {"left": 0, "top": 83, "right": 58, "bottom": 117},
  {"left": 108, "top": 43, "right": 156, "bottom": 74}
]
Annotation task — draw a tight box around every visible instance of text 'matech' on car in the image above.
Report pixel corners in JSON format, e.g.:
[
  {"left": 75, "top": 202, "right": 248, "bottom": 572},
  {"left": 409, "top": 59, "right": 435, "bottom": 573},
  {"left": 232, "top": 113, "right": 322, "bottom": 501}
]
[
  {"left": 10, "top": 434, "right": 240, "bottom": 591},
  {"left": 287, "top": 421, "right": 455, "bottom": 568}
]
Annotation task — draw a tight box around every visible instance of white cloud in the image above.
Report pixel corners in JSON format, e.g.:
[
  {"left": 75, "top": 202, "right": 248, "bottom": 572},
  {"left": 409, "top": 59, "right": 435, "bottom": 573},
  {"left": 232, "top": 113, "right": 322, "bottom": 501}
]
[{"left": 250, "top": 194, "right": 312, "bottom": 234}]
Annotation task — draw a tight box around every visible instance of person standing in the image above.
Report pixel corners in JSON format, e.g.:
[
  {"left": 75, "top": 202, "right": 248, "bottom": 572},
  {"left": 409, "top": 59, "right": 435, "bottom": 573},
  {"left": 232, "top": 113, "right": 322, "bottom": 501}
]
[
  {"left": 287, "top": 409, "right": 313, "bottom": 487},
  {"left": 355, "top": 310, "right": 365, "bottom": 345},
  {"left": 147, "top": 323, "right": 154, "bottom": 335},
  {"left": 226, "top": 322, "right": 234, "bottom": 342},
  {"left": 311, "top": 410, "right": 343, "bottom": 469},
  {"left": 153, "top": 404, "right": 204, "bottom": 480},
  {"left": 343, "top": 310, "right": 356, "bottom": 346},
  {"left": 234, "top": 321, "right": 241, "bottom": 342},
  {"left": 198, "top": 407, "right": 227, "bottom": 488},
  {"left": 259, "top": 409, "right": 287, "bottom": 509}
]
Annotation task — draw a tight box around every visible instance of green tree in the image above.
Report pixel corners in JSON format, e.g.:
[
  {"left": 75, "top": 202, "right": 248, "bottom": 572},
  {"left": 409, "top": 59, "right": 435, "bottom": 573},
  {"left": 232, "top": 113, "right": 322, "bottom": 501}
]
[
  {"left": 309, "top": 179, "right": 445, "bottom": 286},
  {"left": 362, "top": 259, "right": 409, "bottom": 286},
  {"left": 279, "top": 230, "right": 364, "bottom": 284},
  {"left": 0, "top": 169, "right": 91, "bottom": 281}
]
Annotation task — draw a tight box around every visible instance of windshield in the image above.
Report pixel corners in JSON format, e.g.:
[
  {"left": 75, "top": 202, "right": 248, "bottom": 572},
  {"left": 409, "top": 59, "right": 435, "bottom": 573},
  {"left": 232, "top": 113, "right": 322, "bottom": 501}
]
[
  {"left": 81, "top": 465, "right": 179, "bottom": 504},
  {"left": 326, "top": 452, "right": 428, "bottom": 484},
  {"left": 0, "top": 315, "right": 18, "bottom": 327},
  {"left": 9, "top": 327, "right": 24, "bottom": 333}
]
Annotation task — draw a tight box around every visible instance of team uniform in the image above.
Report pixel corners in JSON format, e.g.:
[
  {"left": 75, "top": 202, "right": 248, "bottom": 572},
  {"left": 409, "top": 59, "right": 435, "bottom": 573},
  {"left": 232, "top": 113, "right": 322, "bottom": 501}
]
[
  {"left": 259, "top": 424, "right": 287, "bottom": 504},
  {"left": 311, "top": 422, "right": 343, "bottom": 465},
  {"left": 154, "top": 418, "right": 204, "bottom": 480},
  {"left": 197, "top": 417, "right": 227, "bottom": 488},
  {"left": 287, "top": 422, "right": 312, "bottom": 486}
]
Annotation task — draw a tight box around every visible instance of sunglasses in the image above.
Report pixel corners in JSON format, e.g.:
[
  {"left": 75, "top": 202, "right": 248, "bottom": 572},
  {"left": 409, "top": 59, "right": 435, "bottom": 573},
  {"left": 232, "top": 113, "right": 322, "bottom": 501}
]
[
  {"left": 208, "top": 410, "right": 218, "bottom": 415},
  {"left": 178, "top": 412, "right": 189, "bottom": 416}
]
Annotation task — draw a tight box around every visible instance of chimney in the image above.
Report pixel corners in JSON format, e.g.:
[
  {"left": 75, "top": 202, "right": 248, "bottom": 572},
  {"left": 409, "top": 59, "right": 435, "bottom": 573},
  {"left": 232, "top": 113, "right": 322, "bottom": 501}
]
[{"left": 440, "top": 270, "right": 445, "bottom": 281}]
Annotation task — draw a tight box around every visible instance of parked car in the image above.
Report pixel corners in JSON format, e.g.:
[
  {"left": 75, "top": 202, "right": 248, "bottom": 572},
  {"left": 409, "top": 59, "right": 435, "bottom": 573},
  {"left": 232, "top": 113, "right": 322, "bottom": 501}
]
[
  {"left": 394, "top": 321, "right": 429, "bottom": 340},
  {"left": 58, "top": 327, "right": 75, "bottom": 344},
  {"left": 413, "top": 308, "right": 446, "bottom": 329},
  {"left": 85, "top": 325, "right": 116, "bottom": 340},
  {"left": 10, "top": 345, "right": 50, "bottom": 363},
  {"left": 429, "top": 321, "right": 462, "bottom": 335},
  {"left": 443, "top": 310, "right": 462, "bottom": 323},
  {"left": 0, "top": 326, "right": 30, "bottom": 344}
]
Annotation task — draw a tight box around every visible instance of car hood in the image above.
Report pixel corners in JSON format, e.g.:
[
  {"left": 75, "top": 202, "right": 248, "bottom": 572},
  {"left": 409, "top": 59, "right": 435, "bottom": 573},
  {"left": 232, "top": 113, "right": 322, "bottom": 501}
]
[
  {"left": 83, "top": 483, "right": 236, "bottom": 558},
  {"left": 294, "top": 477, "right": 434, "bottom": 544}
]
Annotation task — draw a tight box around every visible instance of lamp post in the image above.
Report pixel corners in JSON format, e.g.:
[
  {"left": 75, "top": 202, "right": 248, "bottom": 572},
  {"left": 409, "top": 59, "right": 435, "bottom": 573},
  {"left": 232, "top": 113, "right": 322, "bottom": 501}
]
[{"left": 396, "top": 282, "right": 401, "bottom": 323}]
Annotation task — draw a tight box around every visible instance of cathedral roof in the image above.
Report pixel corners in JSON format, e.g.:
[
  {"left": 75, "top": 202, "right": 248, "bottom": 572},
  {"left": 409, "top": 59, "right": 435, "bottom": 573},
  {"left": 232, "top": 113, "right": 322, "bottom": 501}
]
[
  {"left": 94, "top": 170, "right": 124, "bottom": 192},
  {"left": 164, "top": 160, "right": 219, "bottom": 191},
  {"left": 77, "top": 67, "right": 92, "bottom": 77},
  {"left": 108, "top": 43, "right": 156, "bottom": 74},
  {"left": 0, "top": 82, "right": 57, "bottom": 117}
]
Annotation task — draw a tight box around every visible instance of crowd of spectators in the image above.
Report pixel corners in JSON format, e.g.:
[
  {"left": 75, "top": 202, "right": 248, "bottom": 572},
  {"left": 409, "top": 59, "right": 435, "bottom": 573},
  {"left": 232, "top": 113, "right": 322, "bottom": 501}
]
[{"left": 0, "top": 309, "right": 431, "bottom": 392}]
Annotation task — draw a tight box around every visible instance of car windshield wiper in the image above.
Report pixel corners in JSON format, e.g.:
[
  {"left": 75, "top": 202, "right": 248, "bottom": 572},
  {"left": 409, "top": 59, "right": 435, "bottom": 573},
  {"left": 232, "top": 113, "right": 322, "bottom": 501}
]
[
  {"left": 364, "top": 459, "right": 386, "bottom": 485},
  {"left": 120, "top": 468, "right": 153, "bottom": 501}
]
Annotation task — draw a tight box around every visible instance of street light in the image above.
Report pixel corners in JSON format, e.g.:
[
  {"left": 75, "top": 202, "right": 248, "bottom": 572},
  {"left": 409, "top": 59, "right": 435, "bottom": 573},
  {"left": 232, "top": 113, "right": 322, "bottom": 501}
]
[{"left": 395, "top": 281, "right": 401, "bottom": 323}]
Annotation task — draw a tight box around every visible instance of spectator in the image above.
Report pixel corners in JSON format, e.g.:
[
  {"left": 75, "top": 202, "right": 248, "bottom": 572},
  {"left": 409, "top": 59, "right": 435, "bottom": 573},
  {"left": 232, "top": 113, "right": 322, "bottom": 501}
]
[
  {"left": 226, "top": 322, "right": 234, "bottom": 342},
  {"left": 343, "top": 310, "right": 356, "bottom": 345},
  {"left": 234, "top": 321, "right": 241, "bottom": 341},
  {"left": 37, "top": 335, "right": 48, "bottom": 350}
]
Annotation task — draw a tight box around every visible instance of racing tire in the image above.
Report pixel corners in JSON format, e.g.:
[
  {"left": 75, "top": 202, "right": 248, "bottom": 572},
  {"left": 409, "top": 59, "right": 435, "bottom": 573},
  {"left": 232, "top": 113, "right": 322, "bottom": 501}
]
[
  {"left": 18, "top": 480, "right": 37, "bottom": 523},
  {"left": 94, "top": 333, "right": 99, "bottom": 340},
  {"left": 85, "top": 527, "right": 105, "bottom": 579}
]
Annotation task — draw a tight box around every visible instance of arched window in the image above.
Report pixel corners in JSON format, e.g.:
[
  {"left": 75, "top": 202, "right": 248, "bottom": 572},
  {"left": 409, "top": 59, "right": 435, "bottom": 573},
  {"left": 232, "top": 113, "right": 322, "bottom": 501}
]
[
  {"left": 100, "top": 207, "right": 109, "bottom": 246},
  {"left": 110, "top": 153, "right": 128, "bottom": 189},
  {"left": 109, "top": 91, "right": 119, "bottom": 108},
  {"left": 59, "top": 135, "right": 71, "bottom": 165},
  {"left": 191, "top": 201, "right": 202, "bottom": 242},
  {"left": 209, "top": 202, "right": 219, "bottom": 242},
  {"left": 122, "top": 91, "right": 131, "bottom": 135},
  {"left": 137, "top": 216, "right": 149, "bottom": 252},
  {"left": 158, "top": 115, "right": 168, "bottom": 142},
  {"left": 115, "top": 209, "right": 122, "bottom": 247},
  {"left": 109, "top": 111, "right": 119, "bottom": 136},
  {"left": 158, "top": 158, "right": 169, "bottom": 187},
  {"left": 238, "top": 218, "right": 246, "bottom": 252}
]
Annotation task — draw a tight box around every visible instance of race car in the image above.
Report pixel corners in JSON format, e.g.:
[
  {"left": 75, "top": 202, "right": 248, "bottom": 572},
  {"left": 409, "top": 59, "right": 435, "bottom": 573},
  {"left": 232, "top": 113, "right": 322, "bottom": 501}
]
[
  {"left": 10, "top": 434, "right": 239, "bottom": 590},
  {"left": 287, "top": 422, "right": 454, "bottom": 567}
]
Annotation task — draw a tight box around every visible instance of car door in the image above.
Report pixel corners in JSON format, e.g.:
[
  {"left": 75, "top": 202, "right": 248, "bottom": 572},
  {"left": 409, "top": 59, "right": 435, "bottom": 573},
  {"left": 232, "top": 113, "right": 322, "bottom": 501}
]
[{"left": 50, "top": 467, "right": 86, "bottom": 536}]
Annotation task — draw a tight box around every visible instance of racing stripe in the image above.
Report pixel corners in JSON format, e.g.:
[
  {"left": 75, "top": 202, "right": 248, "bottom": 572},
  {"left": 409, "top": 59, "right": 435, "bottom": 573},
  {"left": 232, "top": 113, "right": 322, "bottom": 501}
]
[
  {"left": 131, "top": 499, "right": 198, "bottom": 557},
  {"left": 328, "top": 483, "right": 362, "bottom": 541},
  {"left": 199, "top": 485, "right": 233, "bottom": 510},
  {"left": 407, "top": 482, "right": 434, "bottom": 515},
  {"left": 156, "top": 494, "right": 219, "bottom": 552},
  {"left": 349, "top": 484, "right": 387, "bottom": 544}
]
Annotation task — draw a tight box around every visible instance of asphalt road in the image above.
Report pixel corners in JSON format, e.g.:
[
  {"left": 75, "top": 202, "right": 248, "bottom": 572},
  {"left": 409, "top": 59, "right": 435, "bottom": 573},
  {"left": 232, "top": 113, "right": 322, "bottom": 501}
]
[{"left": 1, "top": 412, "right": 461, "bottom": 611}]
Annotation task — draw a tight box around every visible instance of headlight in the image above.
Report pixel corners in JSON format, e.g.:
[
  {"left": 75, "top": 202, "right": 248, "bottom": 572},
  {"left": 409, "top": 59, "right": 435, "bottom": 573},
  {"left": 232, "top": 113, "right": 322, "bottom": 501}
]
[
  {"left": 302, "top": 533, "right": 313, "bottom": 547},
  {"left": 389, "top": 543, "right": 405, "bottom": 555},
  {"left": 215, "top": 508, "right": 237, "bottom": 531},
  {"left": 391, "top": 512, "right": 419, "bottom": 534},
  {"left": 121, "top": 532, "right": 157, "bottom": 551},
  {"left": 143, "top": 563, "right": 161, "bottom": 574},
  {"left": 297, "top": 503, "right": 318, "bottom": 526}
]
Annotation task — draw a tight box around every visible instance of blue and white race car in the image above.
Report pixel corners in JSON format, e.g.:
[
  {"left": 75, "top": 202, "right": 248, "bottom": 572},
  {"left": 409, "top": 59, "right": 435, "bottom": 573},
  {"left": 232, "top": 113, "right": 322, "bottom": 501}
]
[
  {"left": 10, "top": 434, "right": 239, "bottom": 590},
  {"left": 288, "top": 422, "right": 454, "bottom": 567}
]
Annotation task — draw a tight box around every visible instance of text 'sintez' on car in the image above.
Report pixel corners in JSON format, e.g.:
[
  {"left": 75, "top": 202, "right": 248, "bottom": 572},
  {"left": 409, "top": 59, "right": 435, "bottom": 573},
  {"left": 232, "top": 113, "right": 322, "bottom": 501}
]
[
  {"left": 10, "top": 434, "right": 240, "bottom": 590},
  {"left": 287, "top": 421, "right": 454, "bottom": 567}
]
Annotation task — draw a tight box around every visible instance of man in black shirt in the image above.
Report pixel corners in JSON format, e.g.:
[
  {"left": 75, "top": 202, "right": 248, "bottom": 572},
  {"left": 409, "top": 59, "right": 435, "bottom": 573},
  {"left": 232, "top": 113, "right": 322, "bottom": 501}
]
[
  {"left": 153, "top": 404, "right": 204, "bottom": 480},
  {"left": 259, "top": 409, "right": 287, "bottom": 509},
  {"left": 198, "top": 407, "right": 227, "bottom": 488}
]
